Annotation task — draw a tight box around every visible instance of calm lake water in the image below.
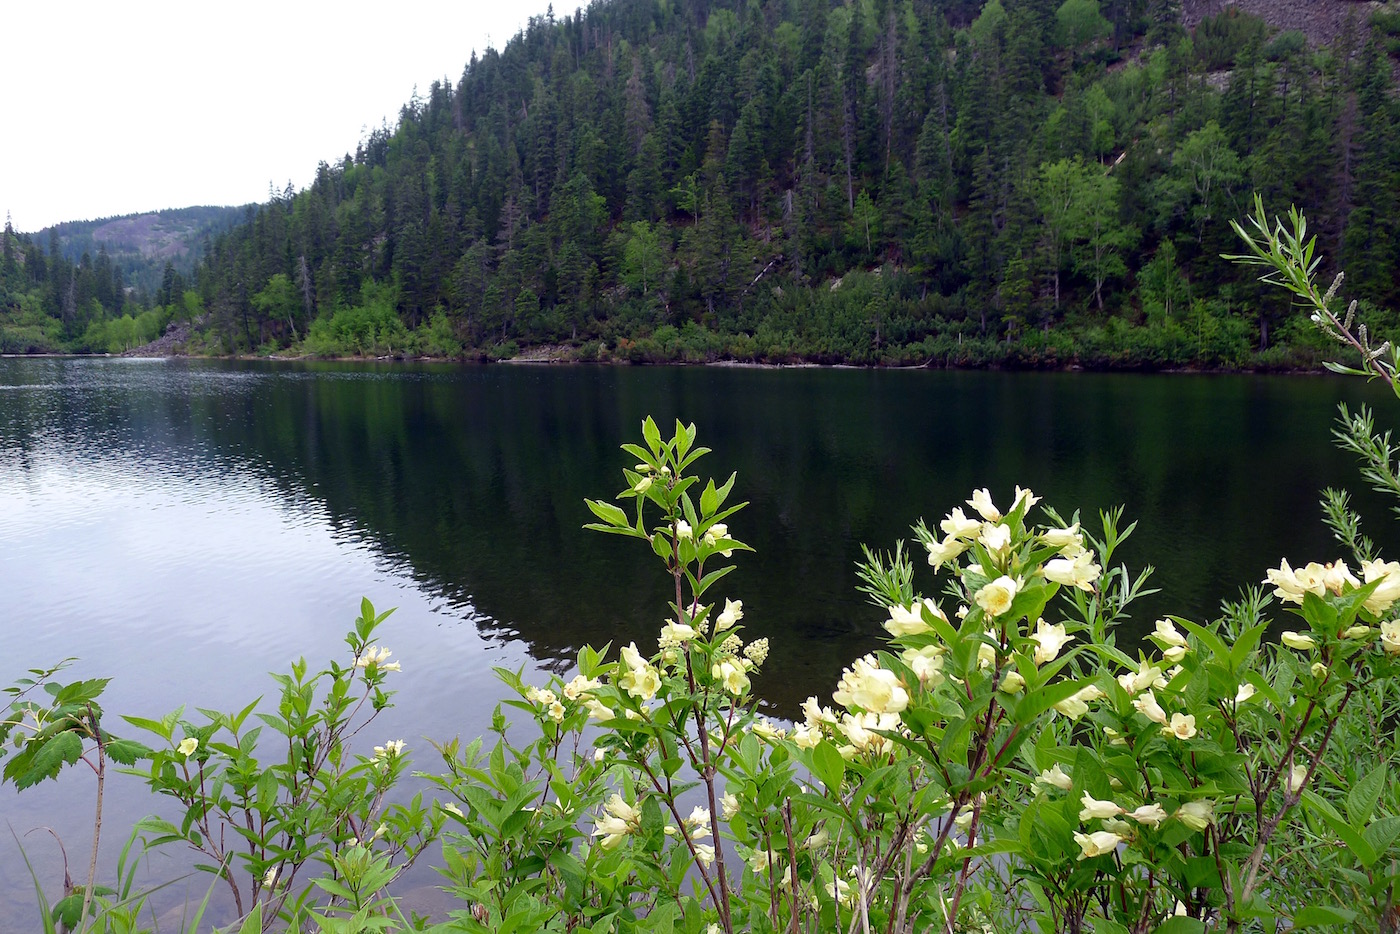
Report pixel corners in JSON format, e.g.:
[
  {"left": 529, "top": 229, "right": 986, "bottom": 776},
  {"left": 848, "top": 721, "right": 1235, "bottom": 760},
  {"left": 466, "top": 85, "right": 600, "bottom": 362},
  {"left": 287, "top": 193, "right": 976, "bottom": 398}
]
[{"left": 1, "top": 357, "right": 1396, "bottom": 923}]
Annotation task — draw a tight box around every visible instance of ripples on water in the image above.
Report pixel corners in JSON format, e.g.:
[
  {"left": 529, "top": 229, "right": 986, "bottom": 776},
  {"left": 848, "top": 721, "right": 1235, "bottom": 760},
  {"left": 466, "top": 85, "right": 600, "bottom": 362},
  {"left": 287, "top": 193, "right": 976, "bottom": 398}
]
[{"left": 1, "top": 357, "right": 1397, "bottom": 925}]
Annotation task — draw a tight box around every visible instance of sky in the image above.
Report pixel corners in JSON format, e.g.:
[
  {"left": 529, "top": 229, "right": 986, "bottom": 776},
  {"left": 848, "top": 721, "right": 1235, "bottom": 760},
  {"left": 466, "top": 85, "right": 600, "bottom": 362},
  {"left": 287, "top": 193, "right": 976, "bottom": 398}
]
[{"left": 2, "top": 0, "right": 571, "bottom": 233}]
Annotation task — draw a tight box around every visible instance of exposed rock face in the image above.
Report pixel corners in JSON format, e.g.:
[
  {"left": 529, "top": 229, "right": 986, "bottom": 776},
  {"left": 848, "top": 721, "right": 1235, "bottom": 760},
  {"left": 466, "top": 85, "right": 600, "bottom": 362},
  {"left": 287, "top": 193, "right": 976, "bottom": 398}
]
[
  {"left": 1181, "top": 0, "right": 1379, "bottom": 50},
  {"left": 122, "top": 320, "right": 191, "bottom": 357}
]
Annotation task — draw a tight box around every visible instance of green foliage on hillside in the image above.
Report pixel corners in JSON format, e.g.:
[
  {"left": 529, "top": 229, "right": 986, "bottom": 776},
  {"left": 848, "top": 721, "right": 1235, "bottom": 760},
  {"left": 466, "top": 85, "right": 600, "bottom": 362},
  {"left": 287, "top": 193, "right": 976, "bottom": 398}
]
[{"left": 8, "top": 0, "right": 1400, "bottom": 366}]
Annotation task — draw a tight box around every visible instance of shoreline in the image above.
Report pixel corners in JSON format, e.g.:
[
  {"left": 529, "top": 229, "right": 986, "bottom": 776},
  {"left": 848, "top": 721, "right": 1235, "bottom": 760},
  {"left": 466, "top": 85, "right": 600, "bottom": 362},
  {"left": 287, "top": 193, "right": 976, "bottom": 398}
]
[{"left": 1, "top": 348, "right": 1345, "bottom": 377}]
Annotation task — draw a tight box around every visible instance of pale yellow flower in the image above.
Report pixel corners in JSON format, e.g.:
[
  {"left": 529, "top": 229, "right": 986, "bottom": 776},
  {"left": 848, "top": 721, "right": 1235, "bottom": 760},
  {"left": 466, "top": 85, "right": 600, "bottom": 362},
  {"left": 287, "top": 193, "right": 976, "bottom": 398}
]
[
  {"left": 979, "top": 522, "right": 1011, "bottom": 555},
  {"left": 563, "top": 674, "right": 601, "bottom": 700},
  {"left": 925, "top": 534, "right": 970, "bottom": 567},
  {"left": 1079, "top": 792, "right": 1124, "bottom": 821},
  {"left": 619, "top": 664, "right": 661, "bottom": 701},
  {"left": 967, "top": 488, "right": 1003, "bottom": 522},
  {"left": 1342, "top": 624, "right": 1371, "bottom": 640},
  {"left": 1310, "top": 662, "right": 1328, "bottom": 679},
  {"left": 1265, "top": 559, "right": 1327, "bottom": 604},
  {"left": 1053, "top": 684, "right": 1104, "bottom": 720},
  {"left": 941, "top": 507, "right": 983, "bottom": 540},
  {"left": 885, "top": 598, "right": 944, "bottom": 637},
  {"left": 838, "top": 711, "right": 900, "bottom": 755},
  {"left": 1013, "top": 485, "right": 1041, "bottom": 511},
  {"left": 694, "top": 842, "right": 716, "bottom": 866},
  {"left": 1042, "top": 522, "right": 1086, "bottom": 557},
  {"left": 833, "top": 655, "right": 909, "bottom": 713},
  {"left": 1030, "top": 619, "right": 1074, "bottom": 665},
  {"left": 1044, "top": 551, "right": 1102, "bottom": 591},
  {"left": 1128, "top": 803, "right": 1168, "bottom": 828},
  {"left": 1175, "top": 799, "right": 1215, "bottom": 831},
  {"left": 1281, "top": 631, "right": 1316, "bottom": 651},
  {"left": 1036, "top": 763, "right": 1073, "bottom": 791},
  {"left": 714, "top": 598, "right": 743, "bottom": 633},
  {"left": 659, "top": 621, "right": 698, "bottom": 646},
  {"left": 675, "top": 519, "right": 693, "bottom": 539},
  {"left": 1132, "top": 689, "right": 1169, "bottom": 725},
  {"left": 1153, "top": 618, "right": 1188, "bottom": 648},
  {"left": 177, "top": 737, "right": 198, "bottom": 758},
  {"left": 1162, "top": 713, "right": 1197, "bottom": 740},
  {"left": 632, "top": 476, "right": 652, "bottom": 494},
  {"left": 1234, "top": 682, "right": 1256, "bottom": 704},
  {"left": 1323, "top": 560, "right": 1360, "bottom": 595},
  {"left": 1117, "top": 662, "right": 1166, "bottom": 696},
  {"left": 1381, "top": 619, "right": 1400, "bottom": 655},
  {"left": 721, "top": 793, "right": 740, "bottom": 819},
  {"left": 999, "top": 669, "right": 1026, "bottom": 694},
  {"left": 262, "top": 866, "right": 278, "bottom": 888},
  {"left": 1287, "top": 763, "right": 1308, "bottom": 794},
  {"left": 702, "top": 522, "right": 734, "bottom": 556},
  {"left": 975, "top": 575, "right": 1020, "bottom": 616},
  {"left": 1073, "top": 830, "right": 1123, "bottom": 859},
  {"left": 711, "top": 659, "right": 750, "bottom": 695},
  {"left": 901, "top": 645, "right": 946, "bottom": 688}
]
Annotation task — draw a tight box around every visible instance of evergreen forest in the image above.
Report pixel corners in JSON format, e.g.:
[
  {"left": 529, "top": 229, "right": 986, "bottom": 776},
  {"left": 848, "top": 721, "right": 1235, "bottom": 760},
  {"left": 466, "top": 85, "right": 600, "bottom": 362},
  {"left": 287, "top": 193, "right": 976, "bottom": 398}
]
[{"left": 5, "top": 0, "right": 1400, "bottom": 367}]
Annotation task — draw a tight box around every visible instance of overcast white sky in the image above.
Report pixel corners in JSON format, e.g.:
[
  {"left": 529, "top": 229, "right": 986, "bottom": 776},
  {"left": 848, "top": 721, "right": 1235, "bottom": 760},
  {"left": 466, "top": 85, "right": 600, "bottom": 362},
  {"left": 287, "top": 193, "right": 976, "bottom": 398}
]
[{"left": 2, "top": 0, "right": 570, "bottom": 232}]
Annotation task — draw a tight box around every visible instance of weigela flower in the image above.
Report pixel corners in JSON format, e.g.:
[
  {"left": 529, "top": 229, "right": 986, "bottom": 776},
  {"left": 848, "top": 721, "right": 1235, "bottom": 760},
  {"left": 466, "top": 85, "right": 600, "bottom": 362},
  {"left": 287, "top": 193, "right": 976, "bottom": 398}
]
[
  {"left": 838, "top": 711, "right": 901, "bottom": 755},
  {"left": 1360, "top": 559, "right": 1400, "bottom": 615},
  {"left": 826, "top": 876, "right": 855, "bottom": 906},
  {"left": 1381, "top": 620, "right": 1400, "bottom": 655},
  {"left": 674, "top": 519, "right": 693, "bottom": 540},
  {"left": 1175, "top": 799, "right": 1215, "bottom": 831},
  {"left": 1234, "top": 682, "right": 1256, "bottom": 704},
  {"left": 1132, "top": 689, "right": 1169, "bottom": 725},
  {"left": 884, "top": 598, "right": 945, "bottom": 637},
  {"left": 563, "top": 674, "right": 601, "bottom": 700},
  {"left": 968, "top": 488, "right": 1002, "bottom": 522},
  {"left": 925, "top": 534, "right": 970, "bottom": 567},
  {"left": 1053, "top": 684, "right": 1105, "bottom": 720},
  {"left": 1281, "top": 631, "right": 1316, "bottom": 651},
  {"left": 747, "top": 848, "right": 779, "bottom": 874},
  {"left": 802, "top": 696, "right": 839, "bottom": 728},
  {"left": 177, "top": 737, "right": 199, "bottom": 758},
  {"left": 442, "top": 801, "right": 464, "bottom": 817},
  {"left": 750, "top": 717, "right": 784, "bottom": 740},
  {"left": 1287, "top": 763, "right": 1308, "bottom": 794},
  {"left": 659, "top": 621, "right": 698, "bottom": 647},
  {"left": 1041, "top": 522, "right": 1084, "bottom": 557},
  {"left": 1037, "top": 763, "right": 1073, "bottom": 791},
  {"left": 547, "top": 700, "right": 565, "bottom": 722},
  {"left": 584, "top": 698, "right": 614, "bottom": 722},
  {"left": 1030, "top": 619, "right": 1074, "bottom": 665},
  {"left": 1013, "top": 485, "right": 1040, "bottom": 511},
  {"left": 1162, "top": 713, "right": 1197, "bottom": 740},
  {"left": 998, "top": 669, "right": 1027, "bottom": 694},
  {"left": 694, "top": 843, "right": 716, "bottom": 867},
  {"left": 526, "top": 686, "right": 558, "bottom": 706},
  {"left": 901, "top": 645, "right": 947, "bottom": 688},
  {"left": 1342, "top": 624, "right": 1371, "bottom": 639},
  {"left": 791, "top": 724, "right": 821, "bottom": 748},
  {"left": 1079, "top": 792, "right": 1125, "bottom": 821},
  {"left": 1044, "top": 552, "right": 1102, "bottom": 591},
  {"left": 714, "top": 598, "right": 743, "bottom": 633},
  {"left": 1074, "top": 830, "right": 1123, "bottom": 859},
  {"left": 941, "top": 507, "right": 983, "bottom": 539},
  {"left": 1117, "top": 662, "right": 1166, "bottom": 696},
  {"left": 1128, "top": 803, "right": 1168, "bottom": 828},
  {"left": 702, "top": 522, "right": 734, "bottom": 557},
  {"left": 632, "top": 476, "right": 652, "bottom": 494},
  {"left": 263, "top": 867, "right": 278, "bottom": 888},
  {"left": 593, "top": 794, "right": 642, "bottom": 849},
  {"left": 975, "top": 575, "right": 1020, "bottom": 617},
  {"left": 712, "top": 659, "right": 751, "bottom": 695},
  {"left": 1152, "top": 618, "right": 1188, "bottom": 648},
  {"left": 1323, "top": 560, "right": 1360, "bottom": 595},
  {"left": 721, "top": 793, "right": 740, "bottom": 819},
  {"left": 977, "top": 631, "right": 999, "bottom": 670},
  {"left": 979, "top": 522, "right": 1011, "bottom": 555},
  {"left": 1311, "top": 662, "right": 1329, "bottom": 679},
  {"left": 372, "top": 739, "right": 406, "bottom": 761},
  {"left": 1266, "top": 560, "right": 1328, "bottom": 604},
  {"left": 685, "top": 805, "right": 712, "bottom": 838},
  {"left": 356, "top": 645, "right": 398, "bottom": 670},
  {"left": 833, "top": 655, "right": 909, "bottom": 714}
]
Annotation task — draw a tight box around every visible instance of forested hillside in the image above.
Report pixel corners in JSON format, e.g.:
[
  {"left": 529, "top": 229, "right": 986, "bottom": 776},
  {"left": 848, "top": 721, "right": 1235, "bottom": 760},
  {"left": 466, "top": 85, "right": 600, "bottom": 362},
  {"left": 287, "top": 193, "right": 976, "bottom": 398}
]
[{"left": 7, "top": 0, "right": 1400, "bottom": 366}]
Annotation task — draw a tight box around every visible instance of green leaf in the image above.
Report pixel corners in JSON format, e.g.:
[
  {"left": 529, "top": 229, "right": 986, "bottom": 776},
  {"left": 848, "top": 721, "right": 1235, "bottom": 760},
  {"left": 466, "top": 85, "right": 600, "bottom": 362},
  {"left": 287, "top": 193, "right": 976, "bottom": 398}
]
[
  {"left": 1346, "top": 763, "right": 1386, "bottom": 827},
  {"left": 1013, "top": 678, "right": 1087, "bottom": 726},
  {"left": 641, "top": 416, "right": 662, "bottom": 454},
  {"left": 585, "top": 499, "right": 630, "bottom": 528},
  {"left": 13, "top": 730, "right": 83, "bottom": 788},
  {"left": 103, "top": 738, "right": 152, "bottom": 765},
  {"left": 1291, "top": 905, "right": 1358, "bottom": 928},
  {"left": 1151, "top": 918, "right": 1206, "bottom": 934},
  {"left": 810, "top": 740, "right": 845, "bottom": 792}
]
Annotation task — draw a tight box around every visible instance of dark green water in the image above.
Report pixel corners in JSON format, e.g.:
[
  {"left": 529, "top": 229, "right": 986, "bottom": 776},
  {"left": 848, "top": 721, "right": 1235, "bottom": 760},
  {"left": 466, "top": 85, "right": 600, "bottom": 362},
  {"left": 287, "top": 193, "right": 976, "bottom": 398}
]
[{"left": 1, "top": 357, "right": 1396, "bottom": 922}]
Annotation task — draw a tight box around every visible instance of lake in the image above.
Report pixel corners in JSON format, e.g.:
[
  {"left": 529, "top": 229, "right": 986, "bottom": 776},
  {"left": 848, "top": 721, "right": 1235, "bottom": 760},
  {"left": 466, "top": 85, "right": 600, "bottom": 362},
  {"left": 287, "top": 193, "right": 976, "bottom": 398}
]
[{"left": 1, "top": 357, "right": 1395, "bottom": 924}]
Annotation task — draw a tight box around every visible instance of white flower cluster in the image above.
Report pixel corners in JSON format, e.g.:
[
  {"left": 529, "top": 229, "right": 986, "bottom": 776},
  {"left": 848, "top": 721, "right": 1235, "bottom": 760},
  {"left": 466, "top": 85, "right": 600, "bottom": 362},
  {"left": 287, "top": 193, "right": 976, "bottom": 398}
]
[
  {"left": 1266, "top": 557, "right": 1400, "bottom": 656},
  {"left": 355, "top": 645, "right": 401, "bottom": 672}
]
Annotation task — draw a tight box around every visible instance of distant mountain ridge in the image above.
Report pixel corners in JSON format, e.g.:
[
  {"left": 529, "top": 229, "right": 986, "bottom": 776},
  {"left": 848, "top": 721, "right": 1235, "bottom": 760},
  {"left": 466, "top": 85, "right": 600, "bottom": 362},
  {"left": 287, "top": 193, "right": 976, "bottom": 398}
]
[{"left": 35, "top": 205, "right": 247, "bottom": 296}]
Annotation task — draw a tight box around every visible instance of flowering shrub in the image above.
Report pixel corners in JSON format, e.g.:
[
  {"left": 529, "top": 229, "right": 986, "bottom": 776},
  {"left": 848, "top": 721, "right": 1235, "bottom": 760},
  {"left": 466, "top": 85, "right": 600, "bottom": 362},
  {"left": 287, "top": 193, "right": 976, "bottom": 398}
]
[{"left": 5, "top": 201, "right": 1400, "bottom": 932}]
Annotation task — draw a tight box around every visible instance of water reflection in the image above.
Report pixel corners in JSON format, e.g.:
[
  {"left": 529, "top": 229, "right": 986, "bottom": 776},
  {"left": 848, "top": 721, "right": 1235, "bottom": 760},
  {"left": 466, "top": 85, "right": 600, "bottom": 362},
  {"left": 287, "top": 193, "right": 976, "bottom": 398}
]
[{"left": 1, "top": 357, "right": 1396, "bottom": 923}]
